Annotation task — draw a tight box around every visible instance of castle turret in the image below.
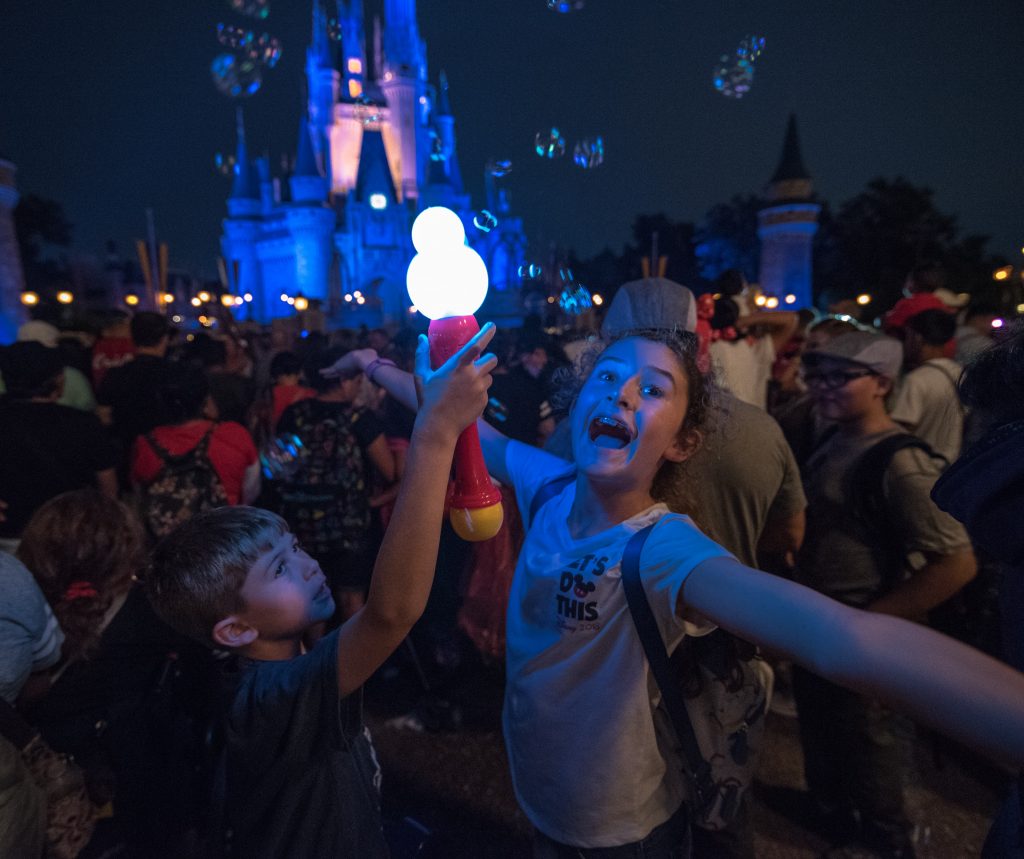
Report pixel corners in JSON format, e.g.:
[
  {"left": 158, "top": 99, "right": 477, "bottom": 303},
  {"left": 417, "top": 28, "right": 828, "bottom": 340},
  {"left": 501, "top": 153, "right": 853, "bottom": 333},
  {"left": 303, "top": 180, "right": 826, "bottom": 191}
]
[
  {"left": 222, "top": 111, "right": 264, "bottom": 316},
  {"left": 432, "top": 71, "right": 462, "bottom": 193},
  {"left": 338, "top": 0, "right": 367, "bottom": 101},
  {"left": 757, "top": 114, "right": 820, "bottom": 309},
  {"left": 306, "top": 0, "right": 340, "bottom": 178},
  {"left": 285, "top": 115, "right": 335, "bottom": 307},
  {"left": 380, "top": 0, "right": 428, "bottom": 201},
  {"left": 290, "top": 117, "right": 329, "bottom": 203},
  {"left": 0, "top": 158, "right": 27, "bottom": 342}
]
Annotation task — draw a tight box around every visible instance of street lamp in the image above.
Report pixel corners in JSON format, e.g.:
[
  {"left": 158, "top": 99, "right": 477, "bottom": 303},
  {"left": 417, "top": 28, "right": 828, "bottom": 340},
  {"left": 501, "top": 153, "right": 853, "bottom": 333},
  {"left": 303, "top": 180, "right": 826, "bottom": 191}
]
[
  {"left": 20, "top": 291, "right": 39, "bottom": 306},
  {"left": 125, "top": 294, "right": 140, "bottom": 307},
  {"left": 56, "top": 291, "right": 73, "bottom": 305}
]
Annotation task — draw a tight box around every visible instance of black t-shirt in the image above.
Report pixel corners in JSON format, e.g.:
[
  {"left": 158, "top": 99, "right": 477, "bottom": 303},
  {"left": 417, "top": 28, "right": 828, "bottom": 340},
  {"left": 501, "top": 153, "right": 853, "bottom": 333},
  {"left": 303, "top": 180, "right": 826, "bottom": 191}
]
[
  {"left": 0, "top": 399, "right": 118, "bottom": 537},
  {"left": 96, "top": 354, "right": 172, "bottom": 448},
  {"left": 484, "top": 366, "right": 551, "bottom": 445},
  {"left": 224, "top": 630, "right": 387, "bottom": 858}
]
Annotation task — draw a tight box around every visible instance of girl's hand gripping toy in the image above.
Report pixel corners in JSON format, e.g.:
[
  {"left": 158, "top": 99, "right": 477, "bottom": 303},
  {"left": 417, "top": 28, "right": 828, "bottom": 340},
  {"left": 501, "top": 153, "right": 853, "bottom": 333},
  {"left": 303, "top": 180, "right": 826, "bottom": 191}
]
[{"left": 406, "top": 206, "right": 504, "bottom": 541}]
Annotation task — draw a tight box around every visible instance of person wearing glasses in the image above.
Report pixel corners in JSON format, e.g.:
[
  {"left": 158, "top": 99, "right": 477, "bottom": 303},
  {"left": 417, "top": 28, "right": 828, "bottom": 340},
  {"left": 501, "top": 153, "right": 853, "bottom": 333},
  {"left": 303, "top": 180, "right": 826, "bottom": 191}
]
[{"left": 794, "top": 330, "right": 977, "bottom": 857}]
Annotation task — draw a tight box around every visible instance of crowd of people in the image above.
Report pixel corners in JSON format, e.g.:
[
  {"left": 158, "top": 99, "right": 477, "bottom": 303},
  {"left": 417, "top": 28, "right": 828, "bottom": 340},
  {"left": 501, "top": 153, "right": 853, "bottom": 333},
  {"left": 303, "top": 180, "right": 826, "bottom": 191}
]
[{"left": 0, "top": 264, "right": 1022, "bottom": 859}]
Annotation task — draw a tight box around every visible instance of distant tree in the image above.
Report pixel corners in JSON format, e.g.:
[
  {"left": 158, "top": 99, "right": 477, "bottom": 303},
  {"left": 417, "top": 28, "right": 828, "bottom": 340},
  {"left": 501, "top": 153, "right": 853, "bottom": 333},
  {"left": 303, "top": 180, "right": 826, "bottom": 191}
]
[
  {"left": 694, "top": 194, "right": 763, "bottom": 284},
  {"left": 814, "top": 177, "right": 999, "bottom": 308},
  {"left": 14, "top": 194, "right": 73, "bottom": 289}
]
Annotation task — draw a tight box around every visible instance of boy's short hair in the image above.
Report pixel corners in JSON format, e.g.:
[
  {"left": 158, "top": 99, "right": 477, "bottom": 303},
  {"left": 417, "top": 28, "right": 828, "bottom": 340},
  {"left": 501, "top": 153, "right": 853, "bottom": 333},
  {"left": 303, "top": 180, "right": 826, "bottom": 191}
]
[
  {"left": 146, "top": 507, "right": 288, "bottom": 646},
  {"left": 131, "top": 311, "right": 170, "bottom": 348},
  {"left": 905, "top": 308, "right": 956, "bottom": 346}
]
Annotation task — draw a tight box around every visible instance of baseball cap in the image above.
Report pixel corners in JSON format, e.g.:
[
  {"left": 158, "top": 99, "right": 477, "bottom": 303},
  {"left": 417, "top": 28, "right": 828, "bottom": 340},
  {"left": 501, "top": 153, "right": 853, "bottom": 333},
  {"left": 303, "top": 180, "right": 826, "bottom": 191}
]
[
  {"left": 804, "top": 331, "right": 903, "bottom": 380},
  {"left": 601, "top": 278, "right": 697, "bottom": 337},
  {"left": 17, "top": 320, "right": 61, "bottom": 349}
]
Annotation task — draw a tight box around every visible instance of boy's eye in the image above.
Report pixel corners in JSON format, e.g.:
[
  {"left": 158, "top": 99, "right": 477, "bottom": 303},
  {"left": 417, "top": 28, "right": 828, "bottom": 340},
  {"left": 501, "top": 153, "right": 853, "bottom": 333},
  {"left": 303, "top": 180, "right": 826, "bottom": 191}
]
[
  {"left": 292, "top": 541, "right": 301, "bottom": 553},
  {"left": 275, "top": 560, "right": 286, "bottom": 577}
]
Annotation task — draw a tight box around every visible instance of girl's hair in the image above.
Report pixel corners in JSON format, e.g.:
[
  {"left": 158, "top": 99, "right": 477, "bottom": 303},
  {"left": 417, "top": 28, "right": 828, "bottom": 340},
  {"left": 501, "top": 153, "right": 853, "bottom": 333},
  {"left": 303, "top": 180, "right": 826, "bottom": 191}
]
[
  {"left": 155, "top": 362, "right": 210, "bottom": 425},
  {"left": 18, "top": 490, "right": 145, "bottom": 660},
  {"left": 959, "top": 319, "right": 1024, "bottom": 425},
  {"left": 269, "top": 350, "right": 303, "bottom": 380},
  {"left": 553, "top": 327, "right": 716, "bottom": 518}
]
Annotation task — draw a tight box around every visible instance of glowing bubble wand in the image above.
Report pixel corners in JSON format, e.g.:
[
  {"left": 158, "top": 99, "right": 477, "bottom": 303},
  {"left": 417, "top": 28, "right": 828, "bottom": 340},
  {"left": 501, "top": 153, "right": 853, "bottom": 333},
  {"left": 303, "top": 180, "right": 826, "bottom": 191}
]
[{"left": 406, "top": 207, "right": 504, "bottom": 542}]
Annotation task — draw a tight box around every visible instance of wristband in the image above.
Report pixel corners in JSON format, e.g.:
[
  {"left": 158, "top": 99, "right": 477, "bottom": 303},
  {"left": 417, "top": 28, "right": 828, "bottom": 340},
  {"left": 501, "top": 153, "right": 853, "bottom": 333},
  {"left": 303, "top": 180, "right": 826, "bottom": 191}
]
[{"left": 364, "top": 357, "right": 396, "bottom": 385}]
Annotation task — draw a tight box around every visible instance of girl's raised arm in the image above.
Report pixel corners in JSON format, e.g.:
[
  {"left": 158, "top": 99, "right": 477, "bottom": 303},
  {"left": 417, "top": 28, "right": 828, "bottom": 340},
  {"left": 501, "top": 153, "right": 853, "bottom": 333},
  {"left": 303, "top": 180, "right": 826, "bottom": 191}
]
[{"left": 681, "top": 555, "right": 1024, "bottom": 768}]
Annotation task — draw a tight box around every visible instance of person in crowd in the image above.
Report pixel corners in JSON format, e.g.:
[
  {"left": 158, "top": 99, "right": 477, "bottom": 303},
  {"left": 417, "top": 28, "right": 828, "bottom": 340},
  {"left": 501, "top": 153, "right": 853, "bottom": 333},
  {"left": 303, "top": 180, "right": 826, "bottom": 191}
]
[
  {"left": 485, "top": 330, "right": 556, "bottom": 446},
  {"left": 890, "top": 308, "right": 964, "bottom": 465},
  {"left": 12, "top": 320, "right": 96, "bottom": 412},
  {"left": 189, "top": 334, "right": 257, "bottom": 425},
  {"left": 0, "top": 342, "right": 117, "bottom": 552},
  {"left": 767, "top": 308, "right": 815, "bottom": 414},
  {"left": 796, "top": 330, "right": 976, "bottom": 856},
  {"left": 248, "top": 350, "right": 316, "bottom": 447},
  {"left": 96, "top": 310, "right": 173, "bottom": 458},
  {"left": 17, "top": 490, "right": 215, "bottom": 857},
  {"left": 131, "top": 363, "right": 260, "bottom": 525},
  {"left": 882, "top": 261, "right": 953, "bottom": 339},
  {"left": 91, "top": 311, "right": 136, "bottom": 389},
  {"left": 931, "top": 319, "right": 1024, "bottom": 858},
  {"left": 275, "top": 346, "right": 397, "bottom": 620},
  {"left": 708, "top": 292, "right": 798, "bottom": 410},
  {"left": 331, "top": 326, "right": 1024, "bottom": 859},
  {"left": 0, "top": 551, "right": 63, "bottom": 858},
  {"left": 144, "top": 325, "right": 496, "bottom": 859},
  {"left": 955, "top": 303, "right": 1001, "bottom": 365}
]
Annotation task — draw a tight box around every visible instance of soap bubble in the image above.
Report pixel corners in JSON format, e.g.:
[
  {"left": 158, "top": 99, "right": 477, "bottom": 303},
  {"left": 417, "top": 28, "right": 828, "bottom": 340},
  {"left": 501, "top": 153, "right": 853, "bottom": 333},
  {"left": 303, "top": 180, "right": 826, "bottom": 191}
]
[
  {"left": 473, "top": 210, "right": 498, "bottom": 233},
  {"left": 327, "top": 17, "right": 342, "bottom": 42},
  {"left": 486, "top": 158, "right": 513, "bottom": 178},
  {"left": 559, "top": 281, "right": 593, "bottom": 315},
  {"left": 354, "top": 93, "right": 383, "bottom": 125},
  {"left": 547, "top": 0, "right": 585, "bottom": 12},
  {"left": 736, "top": 34, "right": 766, "bottom": 62},
  {"left": 712, "top": 55, "right": 754, "bottom": 99},
  {"left": 211, "top": 53, "right": 263, "bottom": 98},
  {"left": 214, "top": 152, "right": 237, "bottom": 175},
  {"left": 260, "top": 434, "right": 304, "bottom": 480},
  {"left": 573, "top": 136, "right": 604, "bottom": 169},
  {"left": 429, "top": 130, "right": 448, "bottom": 162},
  {"left": 534, "top": 128, "right": 566, "bottom": 159},
  {"left": 228, "top": 0, "right": 270, "bottom": 20},
  {"left": 216, "top": 23, "right": 250, "bottom": 49},
  {"left": 518, "top": 263, "right": 543, "bottom": 280},
  {"left": 248, "top": 33, "right": 282, "bottom": 68}
]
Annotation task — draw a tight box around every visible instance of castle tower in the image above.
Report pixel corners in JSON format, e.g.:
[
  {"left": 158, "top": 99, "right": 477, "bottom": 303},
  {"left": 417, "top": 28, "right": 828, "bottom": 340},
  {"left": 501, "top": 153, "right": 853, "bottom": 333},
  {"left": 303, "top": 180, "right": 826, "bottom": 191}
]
[
  {"left": 0, "top": 159, "right": 27, "bottom": 343},
  {"left": 433, "top": 71, "right": 462, "bottom": 192},
  {"left": 338, "top": 0, "right": 366, "bottom": 101},
  {"left": 306, "top": 0, "right": 340, "bottom": 177},
  {"left": 380, "top": 0, "right": 428, "bottom": 201},
  {"left": 327, "top": 1, "right": 368, "bottom": 196},
  {"left": 221, "top": 111, "right": 265, "bottom": 318},
  {"left": 757, "top": 114, "right": 820, "bottom": 309},
  {"left": 285, "top": 117, "right": 335, "bottom": 306}
]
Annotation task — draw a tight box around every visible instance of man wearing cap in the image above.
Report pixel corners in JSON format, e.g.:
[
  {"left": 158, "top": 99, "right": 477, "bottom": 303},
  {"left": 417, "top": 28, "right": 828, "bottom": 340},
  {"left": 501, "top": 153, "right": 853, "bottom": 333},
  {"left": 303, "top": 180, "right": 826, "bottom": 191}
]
[
  {"left": 795, "top": 330, "right": 976, "bottom": 857},
  {"left": 0, "top": 320, "right": 97, "bottom": 412},
  {"left": 0, "top": 342, "right": 118, "bottom": 550}
]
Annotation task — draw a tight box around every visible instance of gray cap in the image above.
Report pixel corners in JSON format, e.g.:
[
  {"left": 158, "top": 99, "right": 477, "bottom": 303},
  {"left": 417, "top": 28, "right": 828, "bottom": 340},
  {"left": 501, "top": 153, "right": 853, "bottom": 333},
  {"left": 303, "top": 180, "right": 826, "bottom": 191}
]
[
  {"left": 601, "top": 277, "right": 697, "bottom": 337},
  {"left": 805, "top": 330, "right": 903, "bottom": 380}
]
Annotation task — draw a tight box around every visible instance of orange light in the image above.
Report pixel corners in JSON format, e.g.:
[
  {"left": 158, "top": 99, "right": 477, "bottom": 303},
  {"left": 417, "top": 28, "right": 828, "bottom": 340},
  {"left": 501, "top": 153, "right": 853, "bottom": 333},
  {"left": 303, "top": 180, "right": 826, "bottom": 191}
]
[
  {"left": 197, "top": 290, "right": 211, "bottom": 302},
  {"left": 20, "top": 291, "right": 39, "bottom": 306},
  {"left": 190, "top": 297, "right": 202, "bottom": 307},
  {"left": 765, "top": 296, "right": 780, "bottom": 309},
  {"left": 856, "top": 293, "right": 872, "bottom": 305},
  {"left": 347, "top": 58, "right": 362, "bottom": 75},
  {"left": 56, "top": 291, "right": 73, "bottom": 305},
  {"left": 994, "top": 268, "right": 1010, "bottom": 281},
  {"left": 161, "top": 292, "right": 175, "bottom": 304},
  {"left": 348, "top": 80, "right": 363, "bottom": 99},
  {"left": 220, "top": 294, "right": 235, "bottom": 308},
  {"left": 124, "top": 294, "right": 140, "bottom": 306},
  {"left": 592, "top": 294, "right": 604, "bottom": 306},
  {"left": 784, "top": 294, "right": 796, "bottom": 305},
  {"left": 294, "top": 296, "right": 310, "bottom": 311},
  {"left": 754, "top": 295, "right": 767, "bottom": 307}
]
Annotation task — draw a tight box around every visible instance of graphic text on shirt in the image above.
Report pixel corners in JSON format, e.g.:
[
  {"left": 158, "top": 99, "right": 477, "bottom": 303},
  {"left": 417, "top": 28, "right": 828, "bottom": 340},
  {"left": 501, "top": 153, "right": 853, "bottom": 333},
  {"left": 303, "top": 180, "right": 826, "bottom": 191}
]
[{"left": 554, "top": 553, "right": 609, "bottom": 625}]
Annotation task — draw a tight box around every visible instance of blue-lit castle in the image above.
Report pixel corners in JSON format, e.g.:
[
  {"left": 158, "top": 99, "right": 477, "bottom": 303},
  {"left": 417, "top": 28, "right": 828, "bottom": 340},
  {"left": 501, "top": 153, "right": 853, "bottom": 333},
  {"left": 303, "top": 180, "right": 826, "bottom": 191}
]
[{"left": 223, "top": 0, "right": 528, "bottom": 326}]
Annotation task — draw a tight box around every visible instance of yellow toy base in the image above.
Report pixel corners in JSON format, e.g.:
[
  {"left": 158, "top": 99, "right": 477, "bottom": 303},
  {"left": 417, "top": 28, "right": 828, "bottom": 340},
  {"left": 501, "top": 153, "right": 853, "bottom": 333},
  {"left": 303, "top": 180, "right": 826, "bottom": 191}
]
[{"left": 449, "top": 501, "right": 504, "bottom": 542}]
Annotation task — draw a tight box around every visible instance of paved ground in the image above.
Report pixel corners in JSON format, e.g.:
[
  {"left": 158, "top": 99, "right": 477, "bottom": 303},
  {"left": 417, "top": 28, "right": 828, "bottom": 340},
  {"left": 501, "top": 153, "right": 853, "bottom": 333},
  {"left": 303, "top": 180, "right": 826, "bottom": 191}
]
[{"left": 367, "top": 653, "right": 1007, "bottom": 858}]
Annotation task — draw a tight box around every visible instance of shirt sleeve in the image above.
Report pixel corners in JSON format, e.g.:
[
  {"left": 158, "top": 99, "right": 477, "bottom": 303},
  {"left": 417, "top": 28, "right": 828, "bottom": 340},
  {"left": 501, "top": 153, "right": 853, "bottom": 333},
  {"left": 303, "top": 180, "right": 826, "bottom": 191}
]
[
  {"left": 130, "top": 435, "right": 160, "bottom": 485},
  {"left": 766, "top": 425, "right": 807, "bottom": 521},
  {"left": 0, "top": 555, "right": 64, "bottom": 703},
  {"left": 884, "top": 448, "right": 971, "bottom": 555},
  {"left": 889, "top": 371, "right": 926, "bottom": 430},
  {"left": 504, "top": 440, "right": 575, "bottom": 524},
  {"left": 352, "top": 409, "right": 386, "bottom": 450}
]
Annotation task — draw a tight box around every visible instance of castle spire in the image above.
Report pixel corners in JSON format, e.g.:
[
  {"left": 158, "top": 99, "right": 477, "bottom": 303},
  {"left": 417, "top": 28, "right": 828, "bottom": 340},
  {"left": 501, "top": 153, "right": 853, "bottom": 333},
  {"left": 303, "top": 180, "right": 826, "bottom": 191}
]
[
  {"left": 294, "top": 115, "right": 323, "bottom": 179},
  {"left": 309, "top": 0, "right": 331, "bottom": 67},
  {"left": 338, "top": 0, "right": 366, "bottom": 100},
  {"left": 230, "top": 108, "right": 259, "bottom": 201},
  {"left": 767, "top": 114, "right": 813, "bottom": 201},
  {"left": 436, "top": 69, "right": 452, "bottom": 116}
]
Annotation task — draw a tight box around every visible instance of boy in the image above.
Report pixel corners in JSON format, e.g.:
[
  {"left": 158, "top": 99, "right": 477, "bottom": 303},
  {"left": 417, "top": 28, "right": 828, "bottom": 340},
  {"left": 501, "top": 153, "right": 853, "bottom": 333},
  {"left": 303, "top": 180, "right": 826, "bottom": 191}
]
[{"left": 146, "top": 324, "right": 496, "bottom": 858}]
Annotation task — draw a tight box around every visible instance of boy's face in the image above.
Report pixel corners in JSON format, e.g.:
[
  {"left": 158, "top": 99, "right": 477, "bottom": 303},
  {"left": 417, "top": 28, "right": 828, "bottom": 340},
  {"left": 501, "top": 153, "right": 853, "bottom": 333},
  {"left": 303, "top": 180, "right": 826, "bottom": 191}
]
[
  {"left": 232, "top": 532, "right": 335, "bottom": 644},
  {"left": 569, "top": 337, "right": 691, "bottom": 491},
  {"left": 806, "top": 357, "right": 889, "bottom": 423}
]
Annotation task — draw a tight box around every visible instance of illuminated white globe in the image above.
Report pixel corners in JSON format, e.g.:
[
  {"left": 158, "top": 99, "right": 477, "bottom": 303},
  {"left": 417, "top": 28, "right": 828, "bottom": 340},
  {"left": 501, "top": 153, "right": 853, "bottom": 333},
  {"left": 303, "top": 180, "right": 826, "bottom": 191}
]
[
  {"left": 411, "top": 206, "right": 465, "bottom": 254},
  {"left": 406, "top": 244, "right": 489, "bottom": 319}
]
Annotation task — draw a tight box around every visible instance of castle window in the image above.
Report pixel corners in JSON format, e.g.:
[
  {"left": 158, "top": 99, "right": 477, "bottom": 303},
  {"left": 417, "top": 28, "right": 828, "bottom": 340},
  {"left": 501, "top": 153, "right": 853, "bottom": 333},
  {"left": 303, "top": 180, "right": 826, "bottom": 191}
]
[
  {"left": 348, "top": 80, "right": 363, "bottom": 99},
  {"left": 348, "top": 58, "right": 362, "bottom": 75}
]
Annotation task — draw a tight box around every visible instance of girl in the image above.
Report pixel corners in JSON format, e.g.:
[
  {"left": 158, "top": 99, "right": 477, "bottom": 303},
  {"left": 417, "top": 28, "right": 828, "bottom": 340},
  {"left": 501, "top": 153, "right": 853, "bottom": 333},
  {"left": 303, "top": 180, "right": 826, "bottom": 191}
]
[{"left": 327, "top": 327, "right": 1024, "bottom": 857}]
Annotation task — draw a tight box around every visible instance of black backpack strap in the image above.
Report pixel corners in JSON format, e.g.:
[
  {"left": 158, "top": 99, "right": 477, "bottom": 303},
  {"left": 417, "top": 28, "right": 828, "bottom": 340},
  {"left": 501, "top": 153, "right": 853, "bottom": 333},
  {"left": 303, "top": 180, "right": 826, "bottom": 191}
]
[
  {"left": 527, "top": 471, "right": 575, "bottom": 529},
  {"left": 146, "top": 422, "right": 219, "bottom": 463},
  {"left": 620, "top": 521, "right": 712, "bottom": 812}
]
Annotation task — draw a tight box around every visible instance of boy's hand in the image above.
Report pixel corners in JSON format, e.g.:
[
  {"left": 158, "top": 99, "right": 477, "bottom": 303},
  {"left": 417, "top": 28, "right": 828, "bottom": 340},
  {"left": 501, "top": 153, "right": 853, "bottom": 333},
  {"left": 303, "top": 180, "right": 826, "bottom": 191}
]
[
  {"left": 414, "top": 322, "right": 497, "bottom": 444},
  {"left": 320, "top": 348, "right": 377, "bottom": 379}
]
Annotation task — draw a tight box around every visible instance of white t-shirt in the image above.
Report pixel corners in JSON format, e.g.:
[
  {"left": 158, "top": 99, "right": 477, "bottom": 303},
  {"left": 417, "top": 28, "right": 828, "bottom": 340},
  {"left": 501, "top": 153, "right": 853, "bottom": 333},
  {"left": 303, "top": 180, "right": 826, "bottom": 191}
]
[
  {"left": 502, "top": 442, "right": 731, "bottom": 848},
  {"left": 889, "top": 358, "right": 964, "bottom": 466},
  {"left": 709, "top": 336, "right": 775, "bottom": 410}
]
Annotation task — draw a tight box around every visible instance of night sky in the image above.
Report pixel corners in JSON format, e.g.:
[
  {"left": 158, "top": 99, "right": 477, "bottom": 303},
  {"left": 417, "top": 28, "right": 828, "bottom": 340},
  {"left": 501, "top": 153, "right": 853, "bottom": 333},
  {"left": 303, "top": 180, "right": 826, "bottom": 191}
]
[{"left": 2, "top": 0, "right": 1021, "bottom": 278}]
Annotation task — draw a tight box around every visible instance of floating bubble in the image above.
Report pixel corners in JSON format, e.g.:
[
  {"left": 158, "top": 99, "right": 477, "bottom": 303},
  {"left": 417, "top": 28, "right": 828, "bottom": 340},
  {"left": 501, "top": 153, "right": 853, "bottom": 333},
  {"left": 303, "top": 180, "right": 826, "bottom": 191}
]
[
  {"left": 228, "top": 0, "right": 270, "bottom": 20},
  {"left": 559, "top": 281, "right": 593, "bottom": 315},
  {"left": 518, "top": 263, "right": 543, "bottom": 279},
  {"left": 486, "top": 158, "right": 513, "bottom": 178},
  {"left": 534, "top": 128, "right": 566, "bottom": 159},
  {"left": 429, "top": 131, "right": 448, "bottom": 162},
  {"left": 473, "top": 210, "right": 498, "bottom": 233},
  {"left": 712, "top": 55, "right": 754, "bottom": 99},
  {"left": 573, "top": 136, "right": 604, "bottom": 169},
  {"left": 327, "top": 17, "right": 342, "bottom": 42},
  {"left": 736, "top": 34, "right": 766, "bottom": 62},
  {"left": 216, "top": 23, "right": 250, "bottom": 50},
  {"left": 354, "top": 93, "right": 383, "bottom": 125},
  {"left": 547, "top": 0, "right": 585, "bottom": 12},
  {"left": 211, "top": 53, "right": 263, "bottom": 98},
  {"left": 247, "top": 33, "right": 281, "bottom": 68},
  {"left": 260, "top": 434, "right": 304, "bottom": 481},
  {"left": 214, "top": 152, "right": 237, "bottom": 176}
]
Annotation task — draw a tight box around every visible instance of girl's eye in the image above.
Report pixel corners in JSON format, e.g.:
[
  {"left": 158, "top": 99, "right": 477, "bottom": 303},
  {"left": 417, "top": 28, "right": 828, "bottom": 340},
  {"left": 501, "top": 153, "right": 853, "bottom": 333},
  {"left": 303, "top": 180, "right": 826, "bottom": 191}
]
[
  {"left": 597, "top": 370, "right": 615, "bottom": 382},
  {"left": 642, "top": 384, "right": 664, "bottom": 398}
]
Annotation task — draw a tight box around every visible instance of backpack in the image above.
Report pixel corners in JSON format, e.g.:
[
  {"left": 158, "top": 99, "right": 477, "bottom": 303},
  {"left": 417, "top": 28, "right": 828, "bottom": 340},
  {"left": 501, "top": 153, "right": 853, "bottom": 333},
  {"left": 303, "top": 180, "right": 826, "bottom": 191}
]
[
  {"left": 528, "top": 476, "right": 768, "bottom": 831},
  {"left": 139, "top": 424, "right": 229, "bottom": 539},
  {"left": 276, "top": 400, "right": 370, "bottom": 558}
]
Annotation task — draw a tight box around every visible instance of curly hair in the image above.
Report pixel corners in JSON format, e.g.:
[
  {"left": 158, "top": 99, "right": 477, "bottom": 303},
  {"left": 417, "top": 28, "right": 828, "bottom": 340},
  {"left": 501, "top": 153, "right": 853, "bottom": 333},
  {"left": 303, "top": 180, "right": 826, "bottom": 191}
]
[
  {"left": 551, "top": 327, "right": 718, "bottom": 521},
  {"left": 18, "top": 490, "right": 145, "bottom": 661}
]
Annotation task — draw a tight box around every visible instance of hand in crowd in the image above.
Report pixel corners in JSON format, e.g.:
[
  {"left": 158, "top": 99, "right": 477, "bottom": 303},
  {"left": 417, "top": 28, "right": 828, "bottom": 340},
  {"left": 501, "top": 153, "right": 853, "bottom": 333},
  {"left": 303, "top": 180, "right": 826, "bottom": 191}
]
[
  {"left": 414, "top": 322, "right": 497, "bottom": 445},
  {"left": 320, "top": 348, "right": 378, "bottom": 379}
]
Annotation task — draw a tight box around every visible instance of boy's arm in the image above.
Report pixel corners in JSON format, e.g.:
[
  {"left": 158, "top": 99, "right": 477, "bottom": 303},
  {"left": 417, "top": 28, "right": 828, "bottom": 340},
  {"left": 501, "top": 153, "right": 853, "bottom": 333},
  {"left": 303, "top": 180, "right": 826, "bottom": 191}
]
[
  {"left": 681, "top": 556, "right": 1024, "bottom": 768},
  {"left": 868, "top": 548, "right": 976, "bottom": 618},
  {"left": 335, "top": 326, "right": 497, "bottom": 697}
]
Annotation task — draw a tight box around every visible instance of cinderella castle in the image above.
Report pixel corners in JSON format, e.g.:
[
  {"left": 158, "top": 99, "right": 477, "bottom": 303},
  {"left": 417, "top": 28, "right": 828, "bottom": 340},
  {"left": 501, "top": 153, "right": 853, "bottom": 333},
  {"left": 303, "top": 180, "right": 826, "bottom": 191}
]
[{"left": 223, "top": 0, "right": 528, "bottom": 326}]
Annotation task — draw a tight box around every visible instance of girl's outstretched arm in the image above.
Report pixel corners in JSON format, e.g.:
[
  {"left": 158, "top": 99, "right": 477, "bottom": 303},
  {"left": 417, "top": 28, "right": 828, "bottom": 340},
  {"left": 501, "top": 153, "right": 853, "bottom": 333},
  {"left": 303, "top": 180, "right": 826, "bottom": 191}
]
[{"left": 681, "top": 556, "right": 1024, "bottom": 768}]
